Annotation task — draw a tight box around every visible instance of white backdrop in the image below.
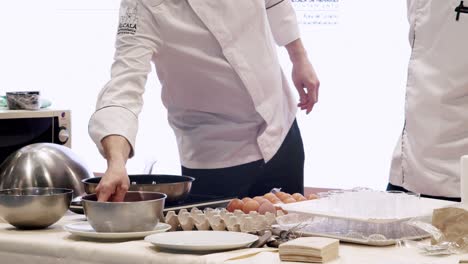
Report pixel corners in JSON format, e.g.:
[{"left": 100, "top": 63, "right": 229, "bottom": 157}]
[{"left": 0, "top": 0, "right": 409, "bottom": 190}]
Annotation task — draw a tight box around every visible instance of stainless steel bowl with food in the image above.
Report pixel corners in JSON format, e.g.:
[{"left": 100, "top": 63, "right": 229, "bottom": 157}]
[
  {"left": 0, "top": 143, "right": 94, "bottom": 198},
  {"left": 82, "top": 175, "right": 194, "bottom": 202},
  {"left": 0, "top": 188, "right": 73, "bottom": 229},
  {"left": 81, "top": 191, "right": 166, "bottom": 233}
]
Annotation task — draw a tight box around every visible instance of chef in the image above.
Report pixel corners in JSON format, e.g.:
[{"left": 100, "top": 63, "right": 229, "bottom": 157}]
[
  {"left": 388, "top": 0, "right": 468, "bottom": 201},
  {"left": 88, "top": 0, "right": 320, "bottom": 202}
]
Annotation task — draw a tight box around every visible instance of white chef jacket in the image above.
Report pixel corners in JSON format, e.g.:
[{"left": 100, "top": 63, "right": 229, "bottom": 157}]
[
  {"left": 88, "top": 0, "right": 300, "bottom": 168},
  {"left": 390, "top": 0, "right": 468, "bottom": 197}
]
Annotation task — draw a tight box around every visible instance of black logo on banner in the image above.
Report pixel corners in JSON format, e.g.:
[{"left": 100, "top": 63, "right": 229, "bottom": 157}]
[
  {"left": 118, "top": 4, "right": 138, "bottom": 35},
  {"left": 456, "top": 1, "right": 468, "bottom": 21}
]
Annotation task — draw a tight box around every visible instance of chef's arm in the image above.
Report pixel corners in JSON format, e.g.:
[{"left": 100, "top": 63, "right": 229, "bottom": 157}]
[
  {"left": 95, "top": 135, "right": 132, "bottom": 202},
  {"left": 101, "top": 135, "right": 131, "bottom": 166},
  {"left": 285, "top": 39, "right": 307, "bottom": 62},
  {"left": 265, "top": 0, "right": 304, "bottom": 60},
  {"left": 88, "top": 0, "right": 162, "bottom": 201},
  {"left": 265, "top": 0, "right": 300, "bottom": 46},
  {"left": 89, "top": 0, "right": 162, "bottom": 159},
  {"left": 265, "top": 0, "right": 320, "bottom": 113}
]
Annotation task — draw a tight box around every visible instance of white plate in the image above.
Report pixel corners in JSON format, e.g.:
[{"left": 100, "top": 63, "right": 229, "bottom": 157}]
[
  {"left": 145, "top": 231, "right": 258, "bottom": 251},
  {"left": 64, "top": 222, "right": 171, "bottom": 239}
]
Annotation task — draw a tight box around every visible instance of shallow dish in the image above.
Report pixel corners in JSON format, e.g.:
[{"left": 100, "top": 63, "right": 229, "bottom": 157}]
[
  {"left": 144, "top": 231, "right": 258, "bottom": 251},
  {"left": 64, "top": 222, "right": 171, "bottom": 239}
]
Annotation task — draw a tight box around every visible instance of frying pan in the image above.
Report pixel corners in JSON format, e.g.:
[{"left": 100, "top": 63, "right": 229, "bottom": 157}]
[{"left": 82, "top": 174, "right": 195, "bottom": 203}]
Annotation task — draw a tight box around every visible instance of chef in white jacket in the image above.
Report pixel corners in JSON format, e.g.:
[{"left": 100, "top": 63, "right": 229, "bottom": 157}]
[
  {"left": 388, "top": 0, "right": 468, "bottom": 201},
  {"left": 88, "top": 0, "right": 320, "bottom": 202}
]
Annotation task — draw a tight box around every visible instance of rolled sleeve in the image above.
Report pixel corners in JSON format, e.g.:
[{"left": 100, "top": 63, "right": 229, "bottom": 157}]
[
  {"left": 89, "top": 106, "right": 138, "bottom": 157},
  {"left": 266, "top": 0, "right": 300, "bottom": 46},
  {"left": 88, "top": 0, "right": 161, "bottom": 159}
]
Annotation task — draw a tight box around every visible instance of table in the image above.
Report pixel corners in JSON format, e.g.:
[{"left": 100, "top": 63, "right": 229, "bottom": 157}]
[{"left": 0, "top": 213, "right": 466, "bottom": 264}]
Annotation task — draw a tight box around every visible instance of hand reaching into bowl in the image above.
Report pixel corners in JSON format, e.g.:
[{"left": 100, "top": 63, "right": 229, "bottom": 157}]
[
  {"left": 96, "top": 164, "right": 130, "bottom": 202},
  {"left": 96, "top": 135, "right": 132, "bottom": 202}
]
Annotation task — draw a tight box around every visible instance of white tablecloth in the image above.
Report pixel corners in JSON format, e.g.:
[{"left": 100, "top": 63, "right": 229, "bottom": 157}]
[{"left": 0, "top": 213, "right": 465, "bottom": 264}]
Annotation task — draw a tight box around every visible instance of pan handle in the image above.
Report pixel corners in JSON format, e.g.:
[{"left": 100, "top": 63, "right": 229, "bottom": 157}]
[
  {"left": 143, "top": 159, "right": 158, "bottom": 174},
  {"left": 71, "top": 195, "right": 83, "bottom": 206}
]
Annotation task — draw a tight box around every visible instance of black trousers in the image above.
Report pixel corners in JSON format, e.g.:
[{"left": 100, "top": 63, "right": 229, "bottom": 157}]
[
  {"left": 182, "top": 120, "right": 305, "bottom": 198},
  {"left": 386, "top": 183, "right": 461, "bottom": 202}
]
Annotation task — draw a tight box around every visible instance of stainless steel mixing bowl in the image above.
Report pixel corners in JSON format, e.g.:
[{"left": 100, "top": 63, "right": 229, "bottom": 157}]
[
  {"left": 82, "top": 191, "right": 166, "bottom": 233},
  {"left": 0, "top": 188, "right": 73, "bottom": 229},
  {"left": 0, "top": 143, "right": 94, "bottom": 198}
]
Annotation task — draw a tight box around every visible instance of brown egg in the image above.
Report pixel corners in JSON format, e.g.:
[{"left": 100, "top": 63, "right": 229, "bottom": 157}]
[
  {"left": 280, "top": 194, "right": 293, "bottom": 202},
  {"left": 275, "top": 191, "right": 287, "bottom": 199},
  {"left": 264, "top": 193, "right": 277, "bottom": 201},
  {"left": 283, "top": 197, "right": 297, "bottom": 204},
  {"left": 242, "top": 200, "right": 260, "bottom": 213},
  {"left": 253, "top": 196, "right": 268, "bottom": 204},
  {"left": 265, "top": 194, "right": 279, "bottom": 203},
  {"left": 226, "top": 198, "right": 244, "bottom": 212},
  {"left": 257, "top": 201, "right": 276, "bottom": 215},
  {"left": 241, "top": 197, "right": 253, "bottom": 203},
  {"left": 269, "top": 197, "right": 282, "bottom": 204},
  {"left": 296, "top": 196, "right": 307, "bottom": 202},
  {"left": 307, "top": 194, "right": 319, "bottom": 200},
  {"left": 292, "top": 193, "right": 306, "bottom": 201}
]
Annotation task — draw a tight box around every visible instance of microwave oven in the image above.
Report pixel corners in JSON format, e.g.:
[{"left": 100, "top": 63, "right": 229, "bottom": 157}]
[{"left": 0, "top": 109, "right": 71, "bottom": 165}]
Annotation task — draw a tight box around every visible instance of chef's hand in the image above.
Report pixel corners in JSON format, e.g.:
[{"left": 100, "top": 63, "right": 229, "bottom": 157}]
[
  {"left": 286, "top": 39, "right": 320, "bottom": 114},
  {"left": 96, "top": 135, "right": 131, "bottom": 202},
  {"left": 96, "top": 163, "right": 130, "bottom": 202},
  {"left": 292, "top": 58, "right": 319, "bottom": 114}
]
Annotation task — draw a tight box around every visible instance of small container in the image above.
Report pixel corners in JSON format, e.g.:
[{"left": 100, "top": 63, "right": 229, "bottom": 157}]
[{"left": 6, "top": 91, "right": 40, "bottom": 110}]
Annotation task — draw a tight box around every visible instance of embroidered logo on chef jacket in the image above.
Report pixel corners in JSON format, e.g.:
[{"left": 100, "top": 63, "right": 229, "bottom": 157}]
[{"left": 118, "top": 4, "right": 138, "bottom": 35}]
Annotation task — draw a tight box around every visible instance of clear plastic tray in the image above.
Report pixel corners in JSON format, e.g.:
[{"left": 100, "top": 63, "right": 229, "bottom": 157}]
[
  {"left": 280, "top": 190, "right": 456, "bottom": 223},
  {"left": 274, "top": 213, "right": 431, "bottom": 246},
  {"left": 277, "top": 190, "right": 457, "bottom": 246}
]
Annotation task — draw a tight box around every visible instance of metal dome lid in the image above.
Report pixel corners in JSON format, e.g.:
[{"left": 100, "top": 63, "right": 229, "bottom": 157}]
[{"left": 0, "top": 143, "right": 94, "bottom": 198}]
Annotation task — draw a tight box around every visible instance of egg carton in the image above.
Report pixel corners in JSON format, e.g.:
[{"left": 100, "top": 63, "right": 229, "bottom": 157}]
[{"left": 164, "top": 207, "right": 284, "bottom": 232}]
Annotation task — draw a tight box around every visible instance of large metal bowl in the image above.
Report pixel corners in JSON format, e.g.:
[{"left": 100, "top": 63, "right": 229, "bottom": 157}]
[
  {"left": 82, "top": 191, "right": 166, "bottom": 233},
  {"left": 82, "top": 175, "right": 194, "bottom": 202},
  {"left": 0, "top": 143, "right": 94, "bottom": 198},
  {"left": 0, "top": 188, "right": 73, "bottom": 229}
]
